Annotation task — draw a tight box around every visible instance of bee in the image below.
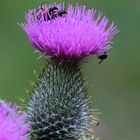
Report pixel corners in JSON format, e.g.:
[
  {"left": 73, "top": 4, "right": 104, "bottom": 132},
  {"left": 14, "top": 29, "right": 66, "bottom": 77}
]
[
  {"left": 36, "top": 3, "right": 67, "bottom": 21},
  {"left": 98, "top": 52, "right": 108, "bottom": 64},
  {"left": 51, "top": 9, "right": 67, "bottom": 19}
]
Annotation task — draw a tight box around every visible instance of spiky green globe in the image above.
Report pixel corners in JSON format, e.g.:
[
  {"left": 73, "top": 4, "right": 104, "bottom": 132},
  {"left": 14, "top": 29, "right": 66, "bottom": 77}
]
[{"left": 26, "top": 61, "right": 91, "bottom": 140}]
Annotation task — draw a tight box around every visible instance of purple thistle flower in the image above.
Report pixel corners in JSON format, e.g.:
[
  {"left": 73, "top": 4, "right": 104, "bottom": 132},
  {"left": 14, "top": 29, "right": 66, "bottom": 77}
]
[
  {"left": 0, "top": 99, "right": 30, "bottom": 140},
  {"left": 21, "top": 3, "right": 119, "bottom": 61}
]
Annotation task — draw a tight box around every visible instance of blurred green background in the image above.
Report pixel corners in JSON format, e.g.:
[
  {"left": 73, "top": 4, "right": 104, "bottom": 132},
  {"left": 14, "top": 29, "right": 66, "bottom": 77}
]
[{"left": 0, "top": 0, "right": 139, "bottom": 139}]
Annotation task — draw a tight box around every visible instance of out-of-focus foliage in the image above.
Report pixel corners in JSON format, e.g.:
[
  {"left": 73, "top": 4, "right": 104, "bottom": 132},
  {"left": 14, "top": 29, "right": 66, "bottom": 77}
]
[{"left": 0, "top": 0, "right": 139, "bottom": 140}]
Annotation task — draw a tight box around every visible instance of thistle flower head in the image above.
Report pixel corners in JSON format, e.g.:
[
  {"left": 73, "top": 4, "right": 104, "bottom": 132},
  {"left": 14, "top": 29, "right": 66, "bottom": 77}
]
[
  {"left": 21, "top": 3, "right": 118, "bottom": 61},
  {"left": 0, "top": 99, "right": 30, "bottom": 140}
]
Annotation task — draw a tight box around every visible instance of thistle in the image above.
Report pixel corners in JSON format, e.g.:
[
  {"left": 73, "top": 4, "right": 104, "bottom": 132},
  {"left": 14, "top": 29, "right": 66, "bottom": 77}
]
[
  {"left": 21, "top": 3, "right": 118, "bottom": 61},
  {"left": 0, "top": 99, "right": 30, "bottom": 140},
  {"left": 20, "top": 2, "right": 118, "bottom": 140},
  {"left": 27, "top": 61, "right": 92, "bottom": 139}
]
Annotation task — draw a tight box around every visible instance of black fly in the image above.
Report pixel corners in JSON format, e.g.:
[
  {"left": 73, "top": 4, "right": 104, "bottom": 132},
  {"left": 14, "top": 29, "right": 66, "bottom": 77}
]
[{"left": 98, "top": 52, "right": 108, "bottom": 64}]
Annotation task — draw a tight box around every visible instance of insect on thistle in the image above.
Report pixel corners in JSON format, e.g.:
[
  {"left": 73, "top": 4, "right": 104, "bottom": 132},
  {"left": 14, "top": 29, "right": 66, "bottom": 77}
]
[
  {"left": 98, "top": 52, "right": 108, "bottom": 64},
  {"left": 36, "top": 1, "right": 67, "bottom": 21}
]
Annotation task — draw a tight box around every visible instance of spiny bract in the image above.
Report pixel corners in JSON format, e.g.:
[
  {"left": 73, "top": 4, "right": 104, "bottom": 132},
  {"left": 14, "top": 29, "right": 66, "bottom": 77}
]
[{"left": 27, "top": 61, "right": 91, "bottom": 140}]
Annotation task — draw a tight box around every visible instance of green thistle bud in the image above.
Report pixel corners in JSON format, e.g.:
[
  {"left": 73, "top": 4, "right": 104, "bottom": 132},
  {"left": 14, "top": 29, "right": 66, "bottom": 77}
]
[{"left": 26, "top": 61, "right": 92, "bottom": 140}]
